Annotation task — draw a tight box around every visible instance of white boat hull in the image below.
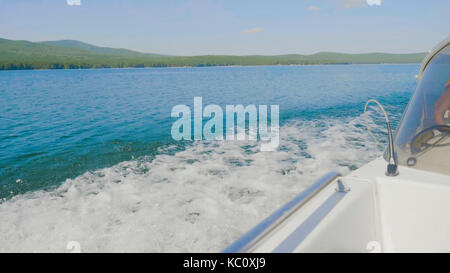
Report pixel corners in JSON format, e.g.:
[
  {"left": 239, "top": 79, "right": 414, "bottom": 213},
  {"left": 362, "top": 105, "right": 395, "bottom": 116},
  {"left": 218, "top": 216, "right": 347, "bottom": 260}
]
[{"left": 225, "top": 157, "right": 450, "bottom": 253}]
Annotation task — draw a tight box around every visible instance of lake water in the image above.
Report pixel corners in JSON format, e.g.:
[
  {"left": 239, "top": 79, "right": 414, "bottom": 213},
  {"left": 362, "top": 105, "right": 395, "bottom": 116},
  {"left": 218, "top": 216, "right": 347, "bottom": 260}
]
[{"left": 0, "top": 64, "right": 418, "bottom": 251}]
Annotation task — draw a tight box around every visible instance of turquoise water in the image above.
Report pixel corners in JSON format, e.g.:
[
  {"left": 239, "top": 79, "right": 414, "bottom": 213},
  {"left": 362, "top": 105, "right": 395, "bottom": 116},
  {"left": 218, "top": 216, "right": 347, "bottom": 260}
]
[{"left": 0, "top": 64, "right": 418, "bottom": 251}]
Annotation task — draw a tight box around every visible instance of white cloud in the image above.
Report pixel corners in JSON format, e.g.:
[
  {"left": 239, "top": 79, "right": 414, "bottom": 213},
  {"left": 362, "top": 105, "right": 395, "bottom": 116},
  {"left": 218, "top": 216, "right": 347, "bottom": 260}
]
[
  {"left": 336, "top": 0, "right": 382, "bottom": 8},
  {"left": 366, "top": 0, "right": 382, "bottom": 6},
  {"left": 307, "top": 6, "right": 320, "bottom": 12},
  {"left": 66, "top": 0, "right": 81, "bottom": 6},
  {"left": 337, "top": 0, "right": 365, "bottom": 9},
  {"left": 242, "top": 28, "right": 264, "bottom": 34}
]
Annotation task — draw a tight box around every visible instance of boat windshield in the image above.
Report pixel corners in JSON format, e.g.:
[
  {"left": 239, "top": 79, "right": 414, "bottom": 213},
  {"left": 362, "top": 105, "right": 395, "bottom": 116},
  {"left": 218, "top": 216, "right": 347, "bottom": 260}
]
[{"left": 393, "top": 43, "right": 450, "bottom": 175}]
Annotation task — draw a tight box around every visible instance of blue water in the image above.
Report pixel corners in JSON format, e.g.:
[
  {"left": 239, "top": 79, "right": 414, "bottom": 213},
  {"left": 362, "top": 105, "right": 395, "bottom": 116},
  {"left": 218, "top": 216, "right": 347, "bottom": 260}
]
[
  {"left": 0, "top": 64, "right": 419, "bottom": 252},
  {"left": 0, "top": 65, "right": 417, "bottom": 200}
]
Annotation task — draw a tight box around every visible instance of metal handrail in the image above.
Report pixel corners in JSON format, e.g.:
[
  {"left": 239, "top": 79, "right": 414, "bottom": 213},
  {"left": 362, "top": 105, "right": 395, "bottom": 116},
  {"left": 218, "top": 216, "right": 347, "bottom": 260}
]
[{"left": 223, "top": 171, "right": 342, "bottom": 253}]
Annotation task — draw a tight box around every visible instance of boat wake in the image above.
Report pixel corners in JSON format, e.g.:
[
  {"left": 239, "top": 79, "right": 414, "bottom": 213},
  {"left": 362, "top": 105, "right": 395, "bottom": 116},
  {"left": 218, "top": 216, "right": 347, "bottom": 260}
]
[{"left": 0, "top": 113, "right": 384, "bottom": 252}]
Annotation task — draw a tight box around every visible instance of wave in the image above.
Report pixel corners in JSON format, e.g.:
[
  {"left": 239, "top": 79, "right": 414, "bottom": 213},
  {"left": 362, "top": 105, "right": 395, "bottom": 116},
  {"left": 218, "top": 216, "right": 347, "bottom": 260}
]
[{"left": 0, "top": 113, "right": 384, "bottom": 252}]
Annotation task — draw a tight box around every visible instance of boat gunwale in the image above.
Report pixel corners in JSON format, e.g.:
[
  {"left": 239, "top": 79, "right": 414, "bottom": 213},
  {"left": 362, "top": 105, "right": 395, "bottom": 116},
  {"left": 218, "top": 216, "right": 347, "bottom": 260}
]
[{"left": 223, "top": 171, "right": 341, "bottom": 253}]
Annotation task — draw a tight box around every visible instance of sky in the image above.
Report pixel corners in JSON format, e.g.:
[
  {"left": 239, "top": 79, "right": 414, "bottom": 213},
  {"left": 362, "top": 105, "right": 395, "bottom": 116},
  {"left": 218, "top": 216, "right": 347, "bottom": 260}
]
[{"left": 0, "top": 0, "right": 449, "bottom": 55}]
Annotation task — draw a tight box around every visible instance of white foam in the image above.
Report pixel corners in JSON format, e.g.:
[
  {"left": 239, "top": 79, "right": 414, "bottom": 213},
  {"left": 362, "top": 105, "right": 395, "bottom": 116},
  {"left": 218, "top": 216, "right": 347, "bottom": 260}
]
[{"left": 0, "top": 114, "right": 383, "bottom": 252}]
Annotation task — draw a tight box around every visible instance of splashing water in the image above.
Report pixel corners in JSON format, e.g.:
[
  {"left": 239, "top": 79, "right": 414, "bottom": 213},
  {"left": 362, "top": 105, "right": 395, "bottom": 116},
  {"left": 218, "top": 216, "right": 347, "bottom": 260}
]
[
  {"left": 0, "top": 114, "right": 385, "bottom": 252},
  {"left": 0, "top": 65, "right": 417, "bottom": 251}
]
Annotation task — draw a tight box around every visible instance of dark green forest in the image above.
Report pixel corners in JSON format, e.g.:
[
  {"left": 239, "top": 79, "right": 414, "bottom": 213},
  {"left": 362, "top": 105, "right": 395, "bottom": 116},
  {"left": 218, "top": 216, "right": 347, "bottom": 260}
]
[{"left": 0, "top": 38, "right": 427, "bottom": 70}]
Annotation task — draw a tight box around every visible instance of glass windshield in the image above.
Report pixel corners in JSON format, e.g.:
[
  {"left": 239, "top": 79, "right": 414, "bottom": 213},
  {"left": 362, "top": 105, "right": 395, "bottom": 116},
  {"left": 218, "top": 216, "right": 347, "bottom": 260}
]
[{"left": 393, "top": 44, "right": 450, "bottom": 175}]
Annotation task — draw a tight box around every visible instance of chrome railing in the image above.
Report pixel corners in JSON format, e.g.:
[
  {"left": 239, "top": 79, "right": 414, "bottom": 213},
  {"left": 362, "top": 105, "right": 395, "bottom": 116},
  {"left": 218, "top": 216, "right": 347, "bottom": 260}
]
[{"left": 223, "top": 171, "right": 342, "bottom": 253}]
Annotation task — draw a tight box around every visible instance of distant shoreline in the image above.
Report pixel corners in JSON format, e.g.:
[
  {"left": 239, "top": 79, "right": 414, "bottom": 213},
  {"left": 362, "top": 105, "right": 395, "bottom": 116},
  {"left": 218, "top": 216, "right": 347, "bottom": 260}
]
[
  {"left": 0, "top": 62, "right": 422, "bottom": 72},
  {"left": 0, "top": 37, "right": 426, "bottom": 71}
]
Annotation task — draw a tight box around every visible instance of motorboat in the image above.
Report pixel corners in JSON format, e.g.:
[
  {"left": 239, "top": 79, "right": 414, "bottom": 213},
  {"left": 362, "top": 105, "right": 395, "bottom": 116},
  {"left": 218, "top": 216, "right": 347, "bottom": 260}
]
[{"left": 224, "top": 37, "right": 450, "bottom": 253}]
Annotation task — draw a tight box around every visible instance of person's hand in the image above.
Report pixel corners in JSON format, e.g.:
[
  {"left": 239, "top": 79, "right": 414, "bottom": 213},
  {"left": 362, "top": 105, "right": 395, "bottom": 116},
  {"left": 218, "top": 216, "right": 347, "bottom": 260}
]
[{"left": 434, "top": 79, "right": 450, "bottom": 125}]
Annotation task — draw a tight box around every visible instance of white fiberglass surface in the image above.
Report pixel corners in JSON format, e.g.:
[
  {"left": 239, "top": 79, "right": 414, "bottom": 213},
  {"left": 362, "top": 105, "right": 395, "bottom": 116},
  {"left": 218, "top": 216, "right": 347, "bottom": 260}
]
[
  {"left": 295, "top": 178, "right": 380, "bottom": 253},
  {"left": 376, "top": 178, "right": 450, "bottom": 252},
  {"left": 255, "top": 160, "right": 450, "bottom": 253}
]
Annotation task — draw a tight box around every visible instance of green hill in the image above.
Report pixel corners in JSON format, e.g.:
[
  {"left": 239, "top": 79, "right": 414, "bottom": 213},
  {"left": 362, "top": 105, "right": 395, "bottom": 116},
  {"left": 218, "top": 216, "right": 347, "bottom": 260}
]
[
  {"left": 39, "top": 40, "right": 161, "bottom": 57},
  {"left": 0, "top": 38, "right": 427, "bottom": 70}
]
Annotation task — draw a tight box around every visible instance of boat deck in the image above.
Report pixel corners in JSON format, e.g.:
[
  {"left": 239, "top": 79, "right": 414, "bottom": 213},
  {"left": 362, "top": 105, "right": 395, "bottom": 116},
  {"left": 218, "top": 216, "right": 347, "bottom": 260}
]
[{"left": 225, "top": 157, "right": 450, "bottom": 253}]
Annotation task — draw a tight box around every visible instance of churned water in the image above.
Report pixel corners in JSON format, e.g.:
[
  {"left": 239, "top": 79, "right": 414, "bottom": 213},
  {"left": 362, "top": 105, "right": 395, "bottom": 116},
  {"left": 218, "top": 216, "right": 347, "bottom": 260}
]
[{"left": 0, "top": 64, "right": 417, "bottom": 251}]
